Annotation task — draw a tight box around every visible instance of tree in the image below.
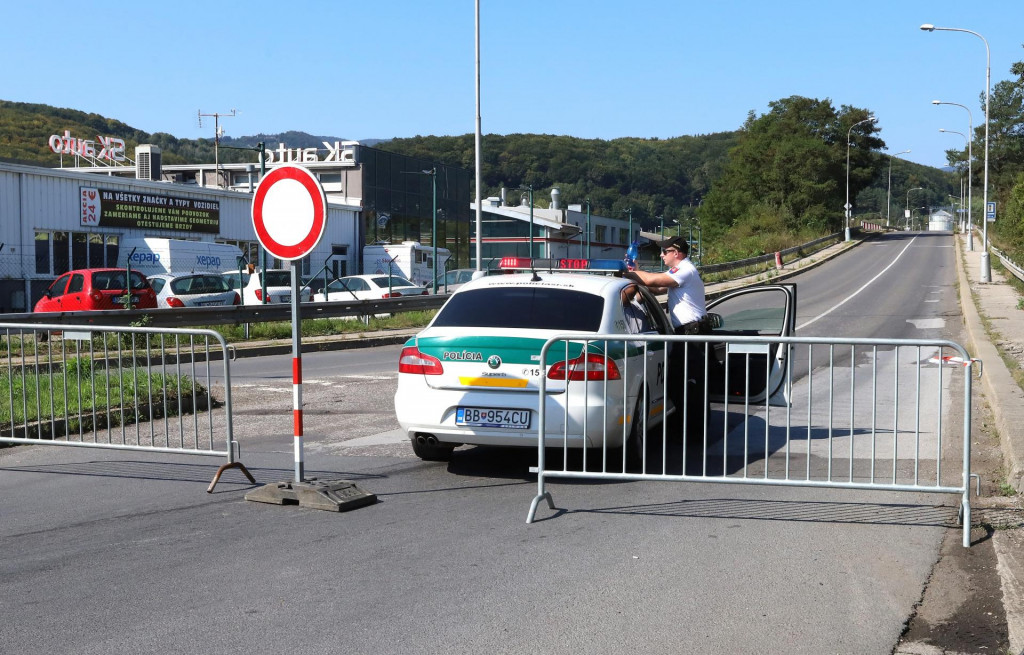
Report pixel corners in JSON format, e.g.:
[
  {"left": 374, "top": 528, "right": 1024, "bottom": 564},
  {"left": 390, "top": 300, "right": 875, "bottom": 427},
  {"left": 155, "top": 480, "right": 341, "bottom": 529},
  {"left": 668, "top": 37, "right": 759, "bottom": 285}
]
[{"left": 699, "top": 96, "right": 884, "bottom": 242}]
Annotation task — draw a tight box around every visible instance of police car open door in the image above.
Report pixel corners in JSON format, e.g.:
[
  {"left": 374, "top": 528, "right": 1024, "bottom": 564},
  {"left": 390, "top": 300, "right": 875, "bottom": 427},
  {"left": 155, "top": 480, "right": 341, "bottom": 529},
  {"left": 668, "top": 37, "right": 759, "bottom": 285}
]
[{"left": 705, "top": 284, "right": 796, "bottom": 406}]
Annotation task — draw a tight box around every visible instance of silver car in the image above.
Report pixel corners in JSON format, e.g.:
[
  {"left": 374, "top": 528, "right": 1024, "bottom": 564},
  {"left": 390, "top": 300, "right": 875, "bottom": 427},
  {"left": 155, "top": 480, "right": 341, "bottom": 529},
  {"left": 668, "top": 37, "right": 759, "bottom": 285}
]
[{"left": 148, "top": 272, "right": 240, "bottom": 308}]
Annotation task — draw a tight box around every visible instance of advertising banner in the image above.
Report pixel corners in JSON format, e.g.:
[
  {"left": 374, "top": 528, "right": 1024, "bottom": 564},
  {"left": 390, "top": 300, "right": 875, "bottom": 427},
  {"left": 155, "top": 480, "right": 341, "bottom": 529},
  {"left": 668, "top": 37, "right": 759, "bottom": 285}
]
[{"left": 80, "top": 187, "right": 220, "bottom": 233}]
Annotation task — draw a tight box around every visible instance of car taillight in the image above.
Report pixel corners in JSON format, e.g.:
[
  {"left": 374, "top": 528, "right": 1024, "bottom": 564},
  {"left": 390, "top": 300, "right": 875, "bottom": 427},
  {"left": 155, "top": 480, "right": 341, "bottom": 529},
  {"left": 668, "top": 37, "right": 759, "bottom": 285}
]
[
  {"left": 382, "top": 291, "right": 403, "bottom": 299},
  {"left": 421, "top": 290, "right": 428, "bottom": 295},
  {"left": 255, "top": 289, "right": 263, "bottom": 301},
  {"left": 232, "top": 292, "right": 241, "bottom": 305},
  {"left": 166, "top": 297, "right": 185, "bottom": 308},
  {"left": 398, "top": 346, "right": 443, "bottom": 375},
  {"left": 547, "top": 353, "right": 621, "bottom": 381}
]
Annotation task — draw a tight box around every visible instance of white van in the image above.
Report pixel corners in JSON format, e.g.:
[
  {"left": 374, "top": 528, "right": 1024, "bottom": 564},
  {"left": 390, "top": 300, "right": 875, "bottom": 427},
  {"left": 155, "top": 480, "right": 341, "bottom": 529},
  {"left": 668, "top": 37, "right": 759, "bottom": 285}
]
[
  {"left": 119, "top": 238, "right": 243, "bottom": 276},
  {"left": 362, "top": 241, "right": 450, "bottom": 288}
]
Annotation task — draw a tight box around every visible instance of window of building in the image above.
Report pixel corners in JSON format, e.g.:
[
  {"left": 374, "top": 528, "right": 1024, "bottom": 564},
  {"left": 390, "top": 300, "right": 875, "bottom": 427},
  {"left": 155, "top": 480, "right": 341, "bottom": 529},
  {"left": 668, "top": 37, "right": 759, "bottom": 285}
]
[{"left": 594, "top": 225, "right": 607, "bottom": 243}]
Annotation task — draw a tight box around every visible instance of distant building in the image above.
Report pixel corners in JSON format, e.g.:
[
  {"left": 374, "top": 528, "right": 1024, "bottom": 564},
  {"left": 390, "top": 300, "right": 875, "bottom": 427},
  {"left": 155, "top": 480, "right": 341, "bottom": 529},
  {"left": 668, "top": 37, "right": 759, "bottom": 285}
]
[{"left": 928, "top": 209, "right": 954, "bottom": 232}]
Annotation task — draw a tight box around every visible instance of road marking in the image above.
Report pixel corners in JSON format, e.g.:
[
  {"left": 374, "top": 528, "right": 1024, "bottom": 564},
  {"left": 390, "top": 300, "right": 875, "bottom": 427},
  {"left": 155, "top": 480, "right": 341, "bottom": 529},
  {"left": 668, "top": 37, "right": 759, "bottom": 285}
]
[
  {"left": 797, "top": 237, "right": 917, "bottom": 331},
  {"left": 908, "top": 318, "right": 945, "bottom": 329}
]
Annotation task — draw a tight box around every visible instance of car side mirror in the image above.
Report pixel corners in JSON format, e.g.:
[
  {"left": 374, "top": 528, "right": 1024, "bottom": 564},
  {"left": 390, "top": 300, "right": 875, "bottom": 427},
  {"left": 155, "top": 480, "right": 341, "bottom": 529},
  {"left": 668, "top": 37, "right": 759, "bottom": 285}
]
[{"left": 706, "top": 313, "right": 723, "bottom": 329}]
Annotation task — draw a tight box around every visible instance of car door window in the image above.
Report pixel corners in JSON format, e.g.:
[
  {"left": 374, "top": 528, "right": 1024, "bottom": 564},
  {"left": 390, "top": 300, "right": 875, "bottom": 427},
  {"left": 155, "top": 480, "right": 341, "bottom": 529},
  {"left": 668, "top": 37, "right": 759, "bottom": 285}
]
[
  {"left": 150, "top": 278, "right": 166, "bottom": 293},
  {"left": 67, "top": 274, "right": 85, "bottom": 294},
  {"left": 705, "top": 284, "right": 796, "bottom": 404},
  {"left": 48, "top": 274, "right": 71, "bottom": 297}
]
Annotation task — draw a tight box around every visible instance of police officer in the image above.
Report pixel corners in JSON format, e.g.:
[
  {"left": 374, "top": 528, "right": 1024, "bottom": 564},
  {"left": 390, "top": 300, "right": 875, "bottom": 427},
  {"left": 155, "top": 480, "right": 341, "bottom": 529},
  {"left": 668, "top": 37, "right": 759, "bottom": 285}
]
[{"left": 624, "top": 236, "right": 709, "bottom": 454}]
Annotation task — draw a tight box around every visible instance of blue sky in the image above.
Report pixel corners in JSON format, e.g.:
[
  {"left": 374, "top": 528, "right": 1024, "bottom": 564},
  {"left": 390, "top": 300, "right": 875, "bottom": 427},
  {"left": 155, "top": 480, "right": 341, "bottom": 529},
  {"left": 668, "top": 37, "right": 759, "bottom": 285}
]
[{"left": 2, "top": 1, "right": 1021, "bottom": 169}]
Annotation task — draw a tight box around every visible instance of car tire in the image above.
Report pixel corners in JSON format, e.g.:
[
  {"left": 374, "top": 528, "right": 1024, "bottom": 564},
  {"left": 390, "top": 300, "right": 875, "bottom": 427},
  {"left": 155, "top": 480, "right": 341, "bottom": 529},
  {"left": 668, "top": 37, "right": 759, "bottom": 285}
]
[
  {"left": 625, "top": 395, "right": 646, "bottom": 473},
  {"left": 411, "top": 437, "right": 455, "bottom": 462}
]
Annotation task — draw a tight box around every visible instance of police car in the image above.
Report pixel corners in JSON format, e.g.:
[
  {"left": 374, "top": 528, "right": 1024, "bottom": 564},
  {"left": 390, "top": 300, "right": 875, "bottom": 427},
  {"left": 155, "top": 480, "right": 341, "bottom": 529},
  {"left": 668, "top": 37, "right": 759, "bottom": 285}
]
[{"left": 395, "top": 257, "right": 797, "bottom": 462}]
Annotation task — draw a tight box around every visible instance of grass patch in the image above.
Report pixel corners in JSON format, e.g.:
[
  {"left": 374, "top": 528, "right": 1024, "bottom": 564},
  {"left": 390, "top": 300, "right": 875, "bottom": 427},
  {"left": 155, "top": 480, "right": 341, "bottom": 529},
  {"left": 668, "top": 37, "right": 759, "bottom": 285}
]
[
  {"left": 210, "top": 310, "right": 436, "bottom": 342},
  {"left": 0, "top": 361, "right": 198, "bottom": 427}
]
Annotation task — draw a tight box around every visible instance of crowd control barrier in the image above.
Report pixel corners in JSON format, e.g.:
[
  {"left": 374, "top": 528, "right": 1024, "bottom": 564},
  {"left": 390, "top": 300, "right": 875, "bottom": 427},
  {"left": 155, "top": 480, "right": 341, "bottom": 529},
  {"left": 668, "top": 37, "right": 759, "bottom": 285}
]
[
  {"left": 1, "top": 323, "right": 252, "bottom": 491},
  {"left": 527, "top": 333, "right": 978, "bottom": 548}
]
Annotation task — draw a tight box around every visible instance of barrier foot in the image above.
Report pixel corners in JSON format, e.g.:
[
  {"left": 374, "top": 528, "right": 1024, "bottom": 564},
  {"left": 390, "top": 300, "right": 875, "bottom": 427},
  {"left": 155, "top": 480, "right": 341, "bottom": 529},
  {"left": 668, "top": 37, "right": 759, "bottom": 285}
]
[
  {"left": 245, "top": 479, "right": 377, "bottom": 512},
  {"left": 207, "top": 460, "right": 256, "bottom": 493},
  {"left": 526, "top": 491, "right": 555, "bottom": 524}
]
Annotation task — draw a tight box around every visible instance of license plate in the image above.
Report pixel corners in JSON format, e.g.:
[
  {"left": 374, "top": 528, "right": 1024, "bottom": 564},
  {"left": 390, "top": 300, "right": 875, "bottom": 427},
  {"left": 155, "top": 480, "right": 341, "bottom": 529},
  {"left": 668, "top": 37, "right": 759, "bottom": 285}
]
[
  {"left": 455, "top": 407, "right": 531, "bottom": 429},
  {"left": 198, "top": 300, "right": 221, "bottom": 306},
  {"left": 282, "top": 296, "right": 291, "bottom": 303},
  {"left": 130, "top": 295, "right": 139, "bottom": 303}
]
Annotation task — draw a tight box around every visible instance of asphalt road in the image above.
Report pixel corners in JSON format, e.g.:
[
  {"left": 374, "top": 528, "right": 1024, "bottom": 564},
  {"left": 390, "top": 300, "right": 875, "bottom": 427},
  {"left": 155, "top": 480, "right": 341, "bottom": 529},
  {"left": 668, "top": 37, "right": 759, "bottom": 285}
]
[{"left": 0, "top": 232, "right": 975, "bottom": 654}]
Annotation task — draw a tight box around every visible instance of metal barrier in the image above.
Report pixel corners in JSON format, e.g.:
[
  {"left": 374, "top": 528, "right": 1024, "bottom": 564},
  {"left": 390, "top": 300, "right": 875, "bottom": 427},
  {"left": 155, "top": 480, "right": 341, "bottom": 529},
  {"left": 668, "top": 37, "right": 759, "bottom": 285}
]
[
  {"left": 1, "top": 322, "right": 253, "bottom": 491},
  {"left": 527, "top": 334, "right": 977, "bottom": 547}
]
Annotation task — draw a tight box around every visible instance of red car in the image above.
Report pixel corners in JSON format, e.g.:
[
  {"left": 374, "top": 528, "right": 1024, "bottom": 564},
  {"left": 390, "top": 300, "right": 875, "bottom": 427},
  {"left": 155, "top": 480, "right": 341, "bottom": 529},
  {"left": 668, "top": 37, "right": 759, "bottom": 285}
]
[{"left": 34, "top": 268, "right": 158, "bottom": 312}]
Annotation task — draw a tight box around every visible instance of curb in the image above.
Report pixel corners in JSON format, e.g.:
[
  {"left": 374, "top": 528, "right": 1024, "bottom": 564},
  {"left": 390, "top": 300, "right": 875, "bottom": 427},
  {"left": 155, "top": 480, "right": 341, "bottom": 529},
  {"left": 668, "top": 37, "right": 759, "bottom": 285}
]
[{"left": 954, "top": 234, "right": 1024, "bottom": 493}]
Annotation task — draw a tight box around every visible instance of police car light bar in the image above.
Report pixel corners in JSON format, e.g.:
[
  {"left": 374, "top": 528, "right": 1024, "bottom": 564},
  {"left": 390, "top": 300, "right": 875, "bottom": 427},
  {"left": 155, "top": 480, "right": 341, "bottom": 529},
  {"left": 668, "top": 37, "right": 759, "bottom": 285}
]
[{"left": 498, "top": 257, "right": 627, "bottom": 274}]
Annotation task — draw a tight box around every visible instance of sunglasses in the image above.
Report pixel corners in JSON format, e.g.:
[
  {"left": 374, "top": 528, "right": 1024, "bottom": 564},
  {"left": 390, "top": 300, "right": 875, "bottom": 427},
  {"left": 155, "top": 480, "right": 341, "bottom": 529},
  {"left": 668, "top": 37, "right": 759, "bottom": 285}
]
[{"left": 661, "top": 248, "right": 678, "bottom": 254}]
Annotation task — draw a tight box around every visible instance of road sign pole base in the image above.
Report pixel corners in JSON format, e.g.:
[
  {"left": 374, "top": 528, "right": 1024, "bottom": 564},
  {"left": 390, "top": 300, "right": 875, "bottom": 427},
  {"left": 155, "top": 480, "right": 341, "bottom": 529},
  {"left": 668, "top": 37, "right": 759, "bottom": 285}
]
[{"left": 245, "top": 479, "right": 377, "bottom": 512}]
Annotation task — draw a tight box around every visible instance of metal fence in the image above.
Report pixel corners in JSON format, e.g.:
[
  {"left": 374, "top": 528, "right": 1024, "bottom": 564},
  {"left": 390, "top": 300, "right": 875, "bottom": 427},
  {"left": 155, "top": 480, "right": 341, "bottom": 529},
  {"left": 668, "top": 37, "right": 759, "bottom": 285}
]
[
  {"left": 0, "top": 322, "right": 252, "bottom": 491},
  {"left": 526, "top": 333, "right": 977, "bottom": 547}
]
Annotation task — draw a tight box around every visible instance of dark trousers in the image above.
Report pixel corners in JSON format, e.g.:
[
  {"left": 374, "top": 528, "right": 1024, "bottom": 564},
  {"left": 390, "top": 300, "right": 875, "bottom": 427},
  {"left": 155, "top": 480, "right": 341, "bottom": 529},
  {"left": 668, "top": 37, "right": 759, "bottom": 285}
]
[{"left": 670, "top": 322, "right": 711, "bottom": 452}]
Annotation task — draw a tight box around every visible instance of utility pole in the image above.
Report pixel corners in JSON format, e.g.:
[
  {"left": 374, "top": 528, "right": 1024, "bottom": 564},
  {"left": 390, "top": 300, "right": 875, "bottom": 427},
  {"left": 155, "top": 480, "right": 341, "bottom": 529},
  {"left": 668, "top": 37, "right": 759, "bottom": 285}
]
[{"left": 198, "top": 109, "right": 237, "bottom": 188}]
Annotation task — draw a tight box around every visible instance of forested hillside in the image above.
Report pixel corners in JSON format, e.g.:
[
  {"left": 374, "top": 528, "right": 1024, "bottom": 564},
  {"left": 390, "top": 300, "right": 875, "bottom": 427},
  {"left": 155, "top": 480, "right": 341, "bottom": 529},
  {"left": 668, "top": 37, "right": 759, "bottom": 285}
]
[{"left": 6, "top": 87, "right": 1019, "bottom": 263}]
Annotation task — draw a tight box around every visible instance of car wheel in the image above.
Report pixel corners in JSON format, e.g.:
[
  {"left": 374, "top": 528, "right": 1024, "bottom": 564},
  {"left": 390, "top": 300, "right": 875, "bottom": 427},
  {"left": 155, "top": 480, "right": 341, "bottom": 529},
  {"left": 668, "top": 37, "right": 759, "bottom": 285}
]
[{"left": 411, "top": 436, "right": 455, "bottom": 462}]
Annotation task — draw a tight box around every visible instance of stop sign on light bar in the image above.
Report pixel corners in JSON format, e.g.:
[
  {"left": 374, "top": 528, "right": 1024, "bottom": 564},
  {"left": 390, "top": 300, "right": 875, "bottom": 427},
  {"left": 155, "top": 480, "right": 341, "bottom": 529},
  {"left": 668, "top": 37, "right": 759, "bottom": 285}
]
[{"left": 251, "top": 164, "right": 327, "bottom": 261}]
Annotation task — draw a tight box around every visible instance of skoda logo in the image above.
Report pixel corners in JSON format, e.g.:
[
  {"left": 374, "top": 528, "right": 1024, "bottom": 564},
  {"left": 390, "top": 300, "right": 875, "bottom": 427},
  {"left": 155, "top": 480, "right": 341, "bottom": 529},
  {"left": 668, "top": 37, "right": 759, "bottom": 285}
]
[{"left": 487, "top": 355, "right": 502, "bottom": 369}]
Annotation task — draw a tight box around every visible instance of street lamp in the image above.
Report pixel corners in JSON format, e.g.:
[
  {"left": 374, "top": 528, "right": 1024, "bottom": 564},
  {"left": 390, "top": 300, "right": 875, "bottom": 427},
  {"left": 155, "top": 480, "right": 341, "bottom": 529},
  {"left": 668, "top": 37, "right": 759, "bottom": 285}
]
[
  {"left": 584, "top": 198, "right": 592, "bottom": 259},
  {"left": 622, "top": 207, "right": 633, "bottom": 245},
  {"left": 518, "top": 185, "right": 534, "bottom": 258},
  {"left": 846, "top": 115, "right": 877, "bottom": 241},
  {"left": 938, "top": 128, "right": 972, "bottom": 242},
  {"left": 401, "top": 168, "right": 438, "bottom": 293},
  {"left": 886, "top": 149, "right": 911, "bottom": 228},
  {"left": 906, "top": 187, "right": 924, "bottom": 230},
  {"left": 921, "top": 23, "right": 990, "bottom": 281},
  {"left": 933, "top": 100, "right": 975, "bottom": 250}
]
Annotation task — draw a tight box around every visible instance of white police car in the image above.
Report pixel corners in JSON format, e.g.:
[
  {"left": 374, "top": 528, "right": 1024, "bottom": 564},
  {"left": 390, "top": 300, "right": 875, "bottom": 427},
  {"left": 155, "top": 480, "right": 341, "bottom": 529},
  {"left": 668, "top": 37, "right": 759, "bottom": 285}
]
[{"left": 395, "top": 257, "right": 796, "bottom": 462}]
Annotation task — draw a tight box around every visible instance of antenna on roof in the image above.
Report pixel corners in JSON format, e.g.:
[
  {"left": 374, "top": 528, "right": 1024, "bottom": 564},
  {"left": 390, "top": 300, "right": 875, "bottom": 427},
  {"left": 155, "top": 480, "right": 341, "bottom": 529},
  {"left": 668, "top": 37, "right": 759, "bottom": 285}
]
[{"left": 197, "top": 109, "right": 238, "bottom": 189}]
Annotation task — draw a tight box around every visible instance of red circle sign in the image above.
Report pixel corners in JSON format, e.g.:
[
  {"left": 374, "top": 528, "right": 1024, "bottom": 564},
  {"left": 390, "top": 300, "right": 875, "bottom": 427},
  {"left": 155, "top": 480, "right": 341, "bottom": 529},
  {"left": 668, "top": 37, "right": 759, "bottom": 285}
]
[{"left": 251, "top": 164, "right": 327, "bottom": 261}]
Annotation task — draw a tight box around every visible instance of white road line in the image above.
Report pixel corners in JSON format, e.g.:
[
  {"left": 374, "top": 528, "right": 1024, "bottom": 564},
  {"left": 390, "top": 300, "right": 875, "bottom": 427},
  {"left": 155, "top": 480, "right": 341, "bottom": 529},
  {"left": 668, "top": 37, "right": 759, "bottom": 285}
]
[{"left": 797, "top": 236, "right": 917, "bottom": 331}]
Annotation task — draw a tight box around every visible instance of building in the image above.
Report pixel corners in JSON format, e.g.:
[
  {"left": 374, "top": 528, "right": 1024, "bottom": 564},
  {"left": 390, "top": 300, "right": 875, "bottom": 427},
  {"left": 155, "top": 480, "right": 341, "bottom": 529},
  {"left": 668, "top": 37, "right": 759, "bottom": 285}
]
[{"left": 0, "top": 161, "right": 360, "bottom": 312}]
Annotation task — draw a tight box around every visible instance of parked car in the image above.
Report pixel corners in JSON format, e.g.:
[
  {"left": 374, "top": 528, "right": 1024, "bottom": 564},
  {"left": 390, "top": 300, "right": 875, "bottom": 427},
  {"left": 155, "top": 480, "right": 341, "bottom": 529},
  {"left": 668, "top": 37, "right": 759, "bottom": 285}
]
[
  {"left": 34, "top": 268, "right": 157, "bottom": 313},
  {"left": 148, "top": 272, "right": 240, "bottom": 308},
  {"left": 312, "top": 274, "right": 427, "bottom": 302},
  {"left": 222, "top": 269, "right": 311, "bottom": 304},
  {"left": 394, "top": 257, "right": 797, "bottom": 462},
  {"left": 426, "top": 268, "right": 499, "bottom": 293}
]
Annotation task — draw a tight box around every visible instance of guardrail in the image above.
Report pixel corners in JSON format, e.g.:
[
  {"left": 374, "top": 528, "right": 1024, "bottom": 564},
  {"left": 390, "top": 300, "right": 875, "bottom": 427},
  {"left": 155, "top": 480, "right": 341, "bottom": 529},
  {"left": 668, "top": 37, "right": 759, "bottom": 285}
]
[
  {"left": 992, "top": 245, "right": 1024, "bottom": 284},
  {"left": 0, "top": 295, "right": 449, "bottom": 328},
  {"left": 699, "top": 231, "right": 845, "bottom": 275}
]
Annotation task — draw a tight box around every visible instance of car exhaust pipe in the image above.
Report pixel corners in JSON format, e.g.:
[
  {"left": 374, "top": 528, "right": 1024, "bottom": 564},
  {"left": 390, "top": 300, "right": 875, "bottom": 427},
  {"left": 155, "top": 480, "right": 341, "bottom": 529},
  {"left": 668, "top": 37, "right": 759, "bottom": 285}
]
[
  {"left": 426, "top": 436, "right": 438, "bottom": 446},
  {"left": 415, "top": 434, "right": 429, "bottom": 446}
]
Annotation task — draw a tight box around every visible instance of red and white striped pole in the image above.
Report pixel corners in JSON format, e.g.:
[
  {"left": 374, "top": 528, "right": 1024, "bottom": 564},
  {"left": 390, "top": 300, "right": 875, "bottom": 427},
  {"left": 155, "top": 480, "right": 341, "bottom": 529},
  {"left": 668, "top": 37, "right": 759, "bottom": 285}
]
[{"left": 291, "top": 266, "right": 304, "bottom": 482}]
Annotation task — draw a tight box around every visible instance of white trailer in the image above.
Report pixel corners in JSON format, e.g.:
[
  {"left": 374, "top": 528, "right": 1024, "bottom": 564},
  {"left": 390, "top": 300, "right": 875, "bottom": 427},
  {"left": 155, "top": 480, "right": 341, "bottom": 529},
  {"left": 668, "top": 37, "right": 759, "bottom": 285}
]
[
  {"left": 118, "top": 238, "right": 244, "bottom": 275},
  {"left": 362, "top": 241, "right": 451, "bottom": 287}
]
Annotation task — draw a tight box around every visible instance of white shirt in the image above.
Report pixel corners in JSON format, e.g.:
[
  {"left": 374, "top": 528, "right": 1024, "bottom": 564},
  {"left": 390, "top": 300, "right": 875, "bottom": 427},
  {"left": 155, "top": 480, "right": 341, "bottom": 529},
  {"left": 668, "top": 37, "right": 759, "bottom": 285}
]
[{"left": 665, "top": 258, "right": 705, "bottom": 328}]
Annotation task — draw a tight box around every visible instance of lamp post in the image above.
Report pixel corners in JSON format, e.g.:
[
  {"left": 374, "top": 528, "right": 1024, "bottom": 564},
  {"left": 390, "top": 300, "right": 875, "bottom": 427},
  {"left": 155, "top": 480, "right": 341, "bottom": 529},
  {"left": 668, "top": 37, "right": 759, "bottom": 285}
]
[
  {"left": 886, "top": 149, "right": 911, "bottom": 228},
  {"left": 921, "top": 23, "right": 990, "bottom": 280},
  {"left": 846, "top": 115, "right": 877, "bottom": 241},
  {"left": 938, "top": 128, "right": 971, "bottom": 239},
  {"left": 906, "top": 187, "right": 924, "bottom": 230},
  {"left": 622, "top": 207, "right": 633, "bottom": 245},
  {"left": 401, "top": 168, "right": 438, "bottom": 293},
  {"left": 584, "top": 198, "right": 592, "bottom": 259},
  {"left": 518, "top": 185, "right": 534, "bottom": 258},
  {"left": 933, "top": 100, "right": 975, "bottom": 250}
]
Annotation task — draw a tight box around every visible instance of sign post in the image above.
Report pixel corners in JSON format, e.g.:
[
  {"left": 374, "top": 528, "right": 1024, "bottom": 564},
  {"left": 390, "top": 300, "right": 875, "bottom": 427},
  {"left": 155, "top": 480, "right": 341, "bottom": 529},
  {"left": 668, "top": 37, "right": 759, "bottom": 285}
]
[{"left": 245, "top": 164, "right": 375, "bottom": 511}]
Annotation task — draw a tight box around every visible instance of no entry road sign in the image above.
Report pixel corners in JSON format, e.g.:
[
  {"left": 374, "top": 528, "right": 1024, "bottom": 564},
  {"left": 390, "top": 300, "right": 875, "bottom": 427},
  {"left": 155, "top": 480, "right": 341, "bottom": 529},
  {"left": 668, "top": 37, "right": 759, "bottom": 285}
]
[{"left": 251, "top": 164, "right": 327, "bottom": 260}]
